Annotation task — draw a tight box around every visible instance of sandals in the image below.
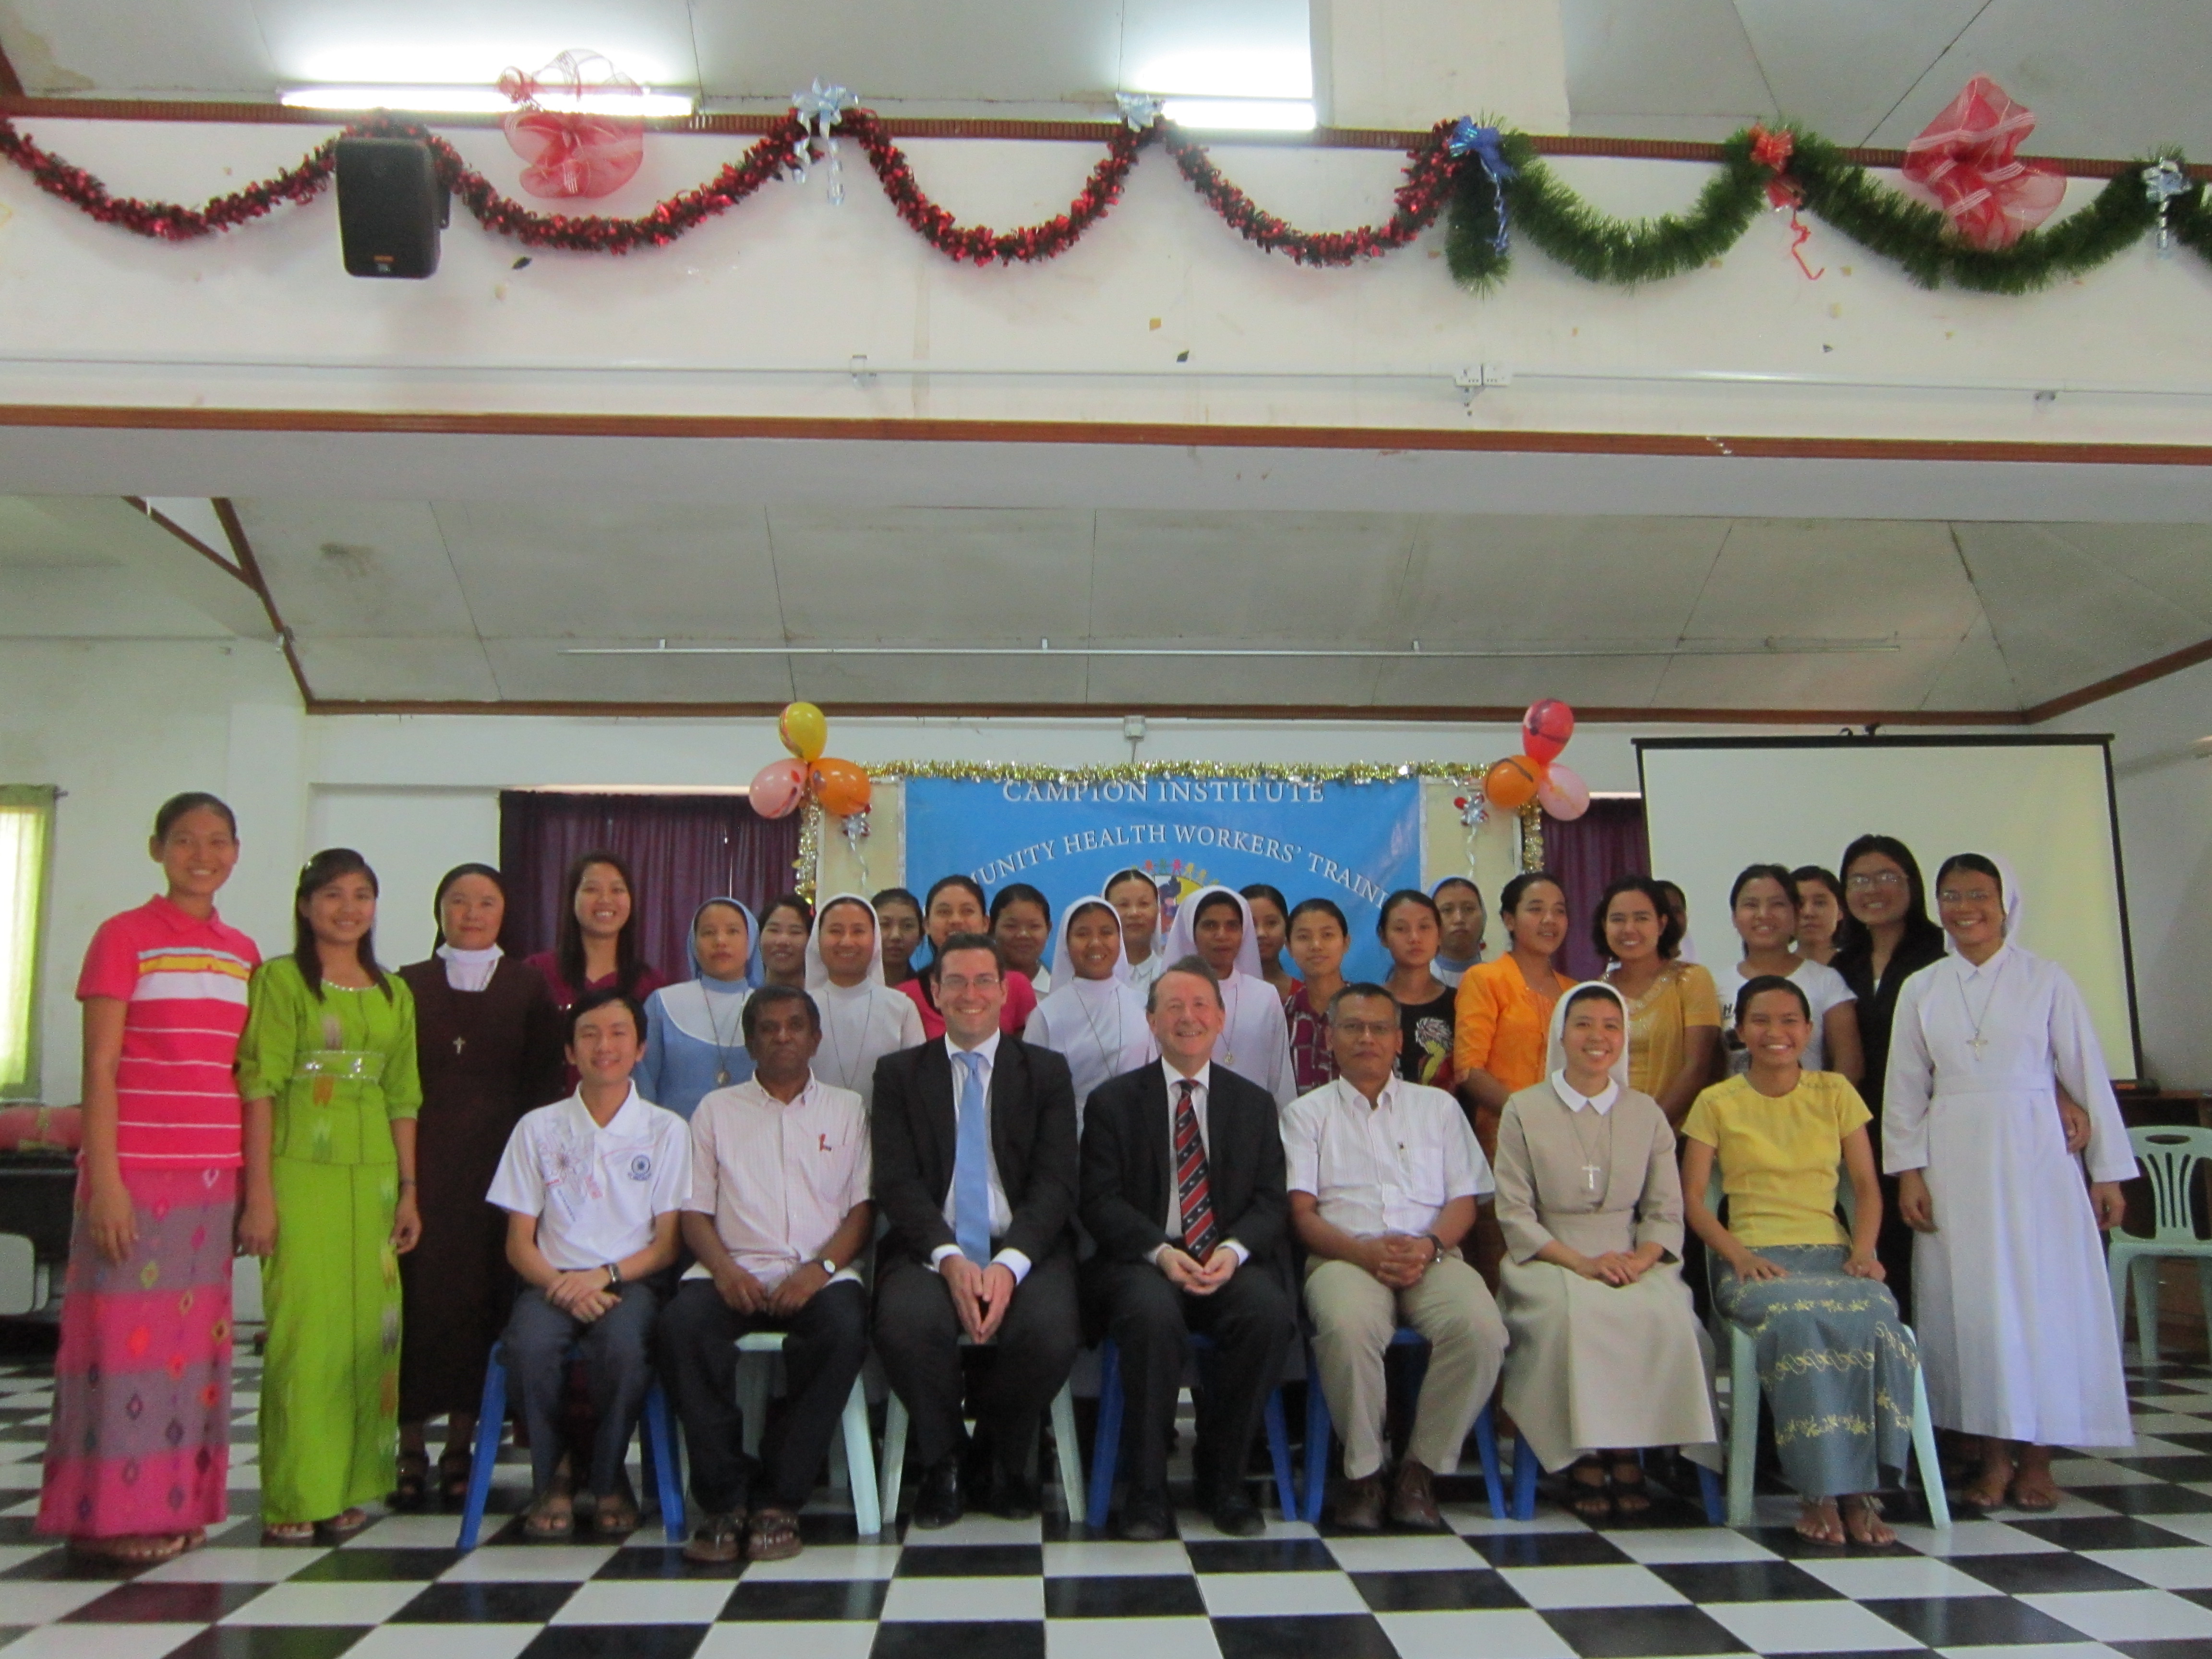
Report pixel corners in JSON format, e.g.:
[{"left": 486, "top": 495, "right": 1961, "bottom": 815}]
[
  {"left": 72, "top": 1531, "right": 194, "bottom": 1566},
  {"left": 1569, "top": 1458, "right": 1613, "bottom": 1520},
  {"left": 746, "top": 1506, "right": 803, "bottom": 1562},
  {"left": 438, "top": 1449, "right": 475, "bottom": 1507},
  {"left": 1610, "top": 1457, "right": 1653, "bottom": 1516},
  {"left": 590, "top": 1493, "right": 640, "bottom": 1538},
  {"left": 391, "top": 1451, "right": 431, "bottom": 1512},
  {"left": 683, "top": 1511, "right": 747, "bottom": 1565},
  {"left": 262, "top": 1520, "right": 319, "bottom": 1546},
  {"left": 318, "top": 1508, "right": 372, "bottom": 1542},
  {"left": 524, "top": 1496, "right": 575, "bottom": 1540},
  {"left": 1794, "top": 1498, "right": 1847, "bottom": 1546},
  {"left": 1841, "top": 1494, "right": 1895, "bottom": 1546}
]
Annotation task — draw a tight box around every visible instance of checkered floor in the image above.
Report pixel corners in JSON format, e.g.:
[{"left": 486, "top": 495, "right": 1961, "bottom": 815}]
[{"left": 11, "top": 1346, "right": 2212, "bottom": 1659}]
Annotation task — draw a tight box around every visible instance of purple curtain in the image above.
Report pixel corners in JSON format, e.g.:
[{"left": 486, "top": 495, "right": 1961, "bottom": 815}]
[
  {"left": 1544, "top": 796, "right": 1651, "bottom": 983},
  {"left": 499, "top": 792, "right": 803, "bottom": 985}
]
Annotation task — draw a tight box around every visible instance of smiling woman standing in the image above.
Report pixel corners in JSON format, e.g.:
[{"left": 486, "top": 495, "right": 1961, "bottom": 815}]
[
  {"left": 237, "top": 850, "right": 423, "bottom": 1543},
  {"left": 393, "top": 865, "right": 564, "bottom": 1509},
  {"left": 1597, "top": 877, "right": 1721, "bottom": 1127},
  {"left": 527, "top": 851, "right": 666, "bottom": 1013},
  {"left": 1713, "top": 865, "right": 1862, "bottom": 1083},
  {"left": 38, "top": 794, "right": 259, "bottom": 1567}
]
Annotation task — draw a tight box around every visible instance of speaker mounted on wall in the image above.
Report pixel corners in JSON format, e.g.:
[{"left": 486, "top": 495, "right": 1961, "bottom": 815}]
[{"left": 335, "top": 138, "right": 450, "bottom": 279}]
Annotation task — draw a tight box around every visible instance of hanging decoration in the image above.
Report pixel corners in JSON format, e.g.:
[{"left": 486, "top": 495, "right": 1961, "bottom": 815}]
[
  {"left": 1482, "top": 699, "right": 1591, "bottom": 823},
  {"left": 758, "top": 701, "right": 873, "bottom": 887},
  {"left": 0, "top": 77, "right": 2204, "bottom": 294},
  {"left": 496, "top": 50, "right": 647, "bottom": 200},
  {"left": 1897, "top": 74, "right": 2065, "bottom": 251}
]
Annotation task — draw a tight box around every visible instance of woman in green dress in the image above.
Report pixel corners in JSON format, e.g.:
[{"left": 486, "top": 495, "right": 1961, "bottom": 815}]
[{"left": 238, "top": 849, "right": 423, "bottom": 1542}]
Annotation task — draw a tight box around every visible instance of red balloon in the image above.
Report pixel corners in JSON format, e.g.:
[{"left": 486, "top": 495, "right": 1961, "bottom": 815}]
[
  {"left": 1483, "top": 755, "right": 1542, "bottom": 810},
  {"left": 1536, "top": 762, "right": 1591, "bottom": 821},
  {"left": 1523, "top": 699, "right": 1576, "bottom": 764},
  {"left": 810, "top": 757, "right": 873, "bottom": 818},
  {"left": 749, "top": 758, "right": 807, "bottom": 819}
]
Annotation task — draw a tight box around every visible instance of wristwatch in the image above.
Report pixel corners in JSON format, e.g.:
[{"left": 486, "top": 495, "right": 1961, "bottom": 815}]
[
  {"left": 1424, "top": 1233, "right": 1445, "bottom": 1265},
  {"left": 815, "top": 1255, "right": 840, "bottom": 1276},
  {"left": 603, "top": 1260, "right": 623, "bottom": 1289}
]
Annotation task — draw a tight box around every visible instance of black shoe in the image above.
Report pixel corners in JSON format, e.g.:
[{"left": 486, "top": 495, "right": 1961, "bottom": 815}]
[
  {"left": 1211, "top": 1490, "right": 1265, "bottom": 1538},
  {"left": 913, "top": 1455, "right": 964, "bottom": 1530},
  {"left": 1120, "top": 1487, "right": 1175, "bottom": 1541},
  {"left": 989, "top": 1464, "right": 1041, "bottom": 1521}
]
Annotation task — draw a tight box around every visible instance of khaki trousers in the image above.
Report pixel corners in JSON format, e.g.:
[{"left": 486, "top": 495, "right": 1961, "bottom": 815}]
[{"left": 1304, "top": 1252, "right": 1508, "bottom": 1482}]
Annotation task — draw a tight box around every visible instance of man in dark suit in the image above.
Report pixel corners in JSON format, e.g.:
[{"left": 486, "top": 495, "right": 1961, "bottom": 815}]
[
  {"left": 872, "top": 933, "right": 1081, "bottom": 1528},
  {"left": 1080, "top": 955, "right": 1297, "bottom": 1539}
]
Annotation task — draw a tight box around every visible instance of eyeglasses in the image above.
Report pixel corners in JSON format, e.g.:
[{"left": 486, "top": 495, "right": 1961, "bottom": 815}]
[
  {"left": 1845, "top": 871, "right": 1906, "bottom": 890},
  {"left": 1936, "top": 889, "right": 2001, "bottom": 906},
  {"left": 1329, "top": 1020, "right": 1398, "bottom": 1040},
  {"left": 937, "top": 973, "right": 1002, "bottom": 993}
]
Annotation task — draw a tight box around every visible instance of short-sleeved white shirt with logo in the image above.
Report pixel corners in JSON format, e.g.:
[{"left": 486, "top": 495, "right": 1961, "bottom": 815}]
[{"left": 487, "top": 1085, "right": 692, "bottom": 1270}]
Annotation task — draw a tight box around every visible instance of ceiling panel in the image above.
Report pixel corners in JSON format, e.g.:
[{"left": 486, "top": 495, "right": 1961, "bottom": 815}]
[
  {"left": 767, "top": 507, "right": 1095, "bottom": 643},
  {"left": 292, "top": 635, "right": 500, "bottom": 700},
  {"left": 1647, "top": 637, "right": 1960, "bottom": 709},
  {"left": 1731, "top": 0, "right": 1987, "bottom": 146},
  {"left": 690, "top": 0, "right": 1119, "bottom": 104},
  {"left": 1392, "top": 517, "right": 1728, "bottom": 642},
  {"left": 1079, "top": 649, "right": 1382, "bottom": 708},
  {"left": 482, "top": 639, "right": 799, "bottom": 703},
  {"left": 0, "top": 497, "right": 120, "bottom": 568},
  {"left": 1088, "top": 512, "right": 1413, "bottom": 644},
  {"left": 1679, "top": 519, "right": 1982, "bottom": 642},
  {"left": 789, "top": 651, "right": 1088, "bottom": 704},
  {"left": 2036, "top": 524, "right": 2212, "bottom": 630},
  {"left": 0, "top": 566, "right": 229, "bottom": 637},
  {"left": 0, "top": 0, "right": 268, "bottom": 94},
  {"left": 1562, "top": 0, "right": 1772, "bottom": 133},
  {"left": 433, "top": 501, "right": 784, "bottom": 640},
  {"left": 1918, "top": 614, "right": 2020, "bottom": 710},
  {"left": 236, "top": 500, "right": 476, "bottom": 638},
  {"left": 1367, "top": 653, "right": 1673, "bottom": 709}
]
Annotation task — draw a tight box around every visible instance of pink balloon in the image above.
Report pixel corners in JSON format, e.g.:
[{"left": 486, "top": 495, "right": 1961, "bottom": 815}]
[
  {"left": 1523, "top": 698, "right": 1576, "bottom": 764},
  {"left": 1536, "top": 762, "right": 1591, "bottom": 821},
  {"left": 749, "top": 758, "right": 807, "bottom": 819}
]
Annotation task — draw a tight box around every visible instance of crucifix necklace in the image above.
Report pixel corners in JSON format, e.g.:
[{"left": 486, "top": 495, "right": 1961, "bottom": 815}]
[
  {"left": 1564, "top": 1096, "right": 1612, "bottom": 1195},
  {"left": 707, "top": 990, "right": 746, "bottom": 1086},
  {"left": 1954, "top": 953, "right": 2010, "bottom": 1061}
]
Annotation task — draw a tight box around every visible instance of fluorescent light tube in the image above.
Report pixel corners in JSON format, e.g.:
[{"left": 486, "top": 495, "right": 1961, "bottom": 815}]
[
  {"left": 1158, "top": 97, "right": 1316, "bottom": 132},
  {"left": 282, "top": 85, "right": 696, "bottom": 118}
]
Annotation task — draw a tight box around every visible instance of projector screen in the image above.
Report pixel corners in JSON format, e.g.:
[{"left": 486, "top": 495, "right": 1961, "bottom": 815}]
[{"left": 1637, "top": 737, "right": 2140, "bottom": 1079}]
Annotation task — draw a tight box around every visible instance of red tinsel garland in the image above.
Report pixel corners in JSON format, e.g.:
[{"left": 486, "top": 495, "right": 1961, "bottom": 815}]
[
  {"left": 0, "top": 107, "right": 1456, "bottom": 267},
  {"left": 1161, "top": 118, "right": 1459, "bottom": 265},
  {"left": 842, "top": 107, "right": 1149, "bottom": 264}
]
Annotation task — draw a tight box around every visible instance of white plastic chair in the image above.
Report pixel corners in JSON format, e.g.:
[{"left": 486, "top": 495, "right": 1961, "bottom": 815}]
[
  {"left": 733, "top": 1330, "right": 882, "bottom": 1536},
  {"left": 2107, "top": 1125, "right": 2212, "bottom": 1367},
  {"left": 877, "top": 1343, "right": 1083, "bottom": 1525},
  {"left": 1706, "top": 1166, "right": 1950, "bottom": 1529}
]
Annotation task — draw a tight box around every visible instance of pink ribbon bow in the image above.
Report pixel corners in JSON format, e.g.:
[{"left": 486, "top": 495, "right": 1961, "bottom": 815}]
[
  {"left": 498, "top": 50, "right": 647, "bottom": 201},
  {"left": 1899, "top": 74, "right": 2066, "bottom": 250}
]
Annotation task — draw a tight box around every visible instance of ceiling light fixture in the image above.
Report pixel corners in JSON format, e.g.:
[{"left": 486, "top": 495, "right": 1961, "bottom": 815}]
[
  {"left": 563, "top": 639, "right": 1900, "bottom": 661},
  {"left": 282, "top": 85, "right": 697, "bottom": 118}
]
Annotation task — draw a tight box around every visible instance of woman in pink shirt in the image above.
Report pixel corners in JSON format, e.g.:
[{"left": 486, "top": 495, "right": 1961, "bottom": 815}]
[
  {"left": 38, "top": 793, "right": 260, "bottom": 1566},
  {"left": 893, "top": 875, "right": 1038, "bottom": 1039}
]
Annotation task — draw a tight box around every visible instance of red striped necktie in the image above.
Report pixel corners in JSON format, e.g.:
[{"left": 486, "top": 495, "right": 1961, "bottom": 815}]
[{"left": 1174, "top": 1077, "right": 1220, "bottom": 1262}]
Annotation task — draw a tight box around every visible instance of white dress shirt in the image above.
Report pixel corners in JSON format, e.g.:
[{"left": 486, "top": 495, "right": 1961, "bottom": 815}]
[
  {"left": 930, "top": 1030, "right": 1033, "bottom": 1283},
  {"left": 1155, "top": 1059, "right": 1250, "bottom": 1266},
  {"left": 682, "top": 1070, "right": 871, "bottom": 1288},
  {"left": 1281, "top": 1073, "right": 1491, "bottom": 1239}
]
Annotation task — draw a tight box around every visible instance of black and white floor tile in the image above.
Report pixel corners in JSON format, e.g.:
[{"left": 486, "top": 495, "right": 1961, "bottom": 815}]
[{"left": 9, "top": 1347, "right": 2212, "bottom": 1659}]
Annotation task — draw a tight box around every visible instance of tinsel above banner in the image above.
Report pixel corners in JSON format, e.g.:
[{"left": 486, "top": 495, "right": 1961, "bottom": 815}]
[{"left": 0, "top": 80, "right": 2205, "bottom": 295}]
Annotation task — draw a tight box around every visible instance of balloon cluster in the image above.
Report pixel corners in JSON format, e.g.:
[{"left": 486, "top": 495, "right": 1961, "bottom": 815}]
[
  {"left": 1482, "top": 699, "right": 1590, "bottom": 820},
  {"left": 749, "top": 702, "right": 873, "bottom": 821}
]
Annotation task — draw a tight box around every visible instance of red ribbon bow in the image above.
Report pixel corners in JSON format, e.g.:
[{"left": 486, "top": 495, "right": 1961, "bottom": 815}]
[
  {"left": 1748, "top": 125, "right": 1801, "bottom": 207},
  {"left": 1899, "top": 74, "right": 2065, "bottom": 250},
  {"left": 499, "top": 50, "right": 647, "bottom": 201}
]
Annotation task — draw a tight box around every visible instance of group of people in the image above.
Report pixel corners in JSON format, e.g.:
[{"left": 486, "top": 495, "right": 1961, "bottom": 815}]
[{"left": 37, "top": 793, "right": 2137, "bottom": 1570}]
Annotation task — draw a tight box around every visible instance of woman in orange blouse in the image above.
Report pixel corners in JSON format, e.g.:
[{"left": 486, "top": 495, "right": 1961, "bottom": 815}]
[{"left": 1453, "top": 871, "right": 1575, "bottom": 1284}]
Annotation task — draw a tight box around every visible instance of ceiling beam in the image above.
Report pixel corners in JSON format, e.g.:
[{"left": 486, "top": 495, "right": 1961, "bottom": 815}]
[
  {"left": 21, "top": 496, "right": 276, "bottom": 639},
  {"left": 210, "top": 497, "right": 316, "bottom": 707}
]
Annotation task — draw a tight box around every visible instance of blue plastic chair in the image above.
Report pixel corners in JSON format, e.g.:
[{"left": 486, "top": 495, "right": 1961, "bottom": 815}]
[
  {"left": 456, "top": 1339, "right": 686, "bottom": 1549},
  {"left": 1084, "top": 1334, "right": 1298, "bottom": 1528},
  {"left": 1508, "top": 1438, "right": 1725, "bottom": 1524},
  {"left": 1299, "top": 1326, "right": 1505, "bottom": 1523}
]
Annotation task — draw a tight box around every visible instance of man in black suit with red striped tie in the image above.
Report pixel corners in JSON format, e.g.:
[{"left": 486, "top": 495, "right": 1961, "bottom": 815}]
[{"left": 1080, "top": 956, "right": 1297, "bottom": 1539}]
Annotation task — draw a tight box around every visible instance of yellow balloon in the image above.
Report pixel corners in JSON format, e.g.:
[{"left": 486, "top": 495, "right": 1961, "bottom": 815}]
[{"left": 778, "top": 701, "right": 828, "bottom": 763}]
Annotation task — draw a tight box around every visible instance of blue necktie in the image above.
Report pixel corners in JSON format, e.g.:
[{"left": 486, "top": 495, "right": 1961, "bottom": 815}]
[{"left": 953, "top": 1049, "right": 992, "bottom": 1265}]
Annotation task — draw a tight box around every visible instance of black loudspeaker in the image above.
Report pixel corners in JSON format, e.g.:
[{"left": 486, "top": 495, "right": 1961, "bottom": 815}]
[{"left": 335, "top": 138, "right": 449, "bottom": 279}]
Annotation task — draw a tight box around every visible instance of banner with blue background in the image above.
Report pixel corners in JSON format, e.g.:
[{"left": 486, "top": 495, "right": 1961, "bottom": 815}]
[{"left": 902, "top": 774, "right": 1423, "bottom": 983}]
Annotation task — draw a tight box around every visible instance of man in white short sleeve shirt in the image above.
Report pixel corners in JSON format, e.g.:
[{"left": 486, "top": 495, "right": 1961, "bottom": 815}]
[
  {"left": 658, "top": 985, "right": 873, "bottom": 1564},
  {"left": 1283, "top": 982, "right": 1508, "bottom": 1531},
  {"left": 488, "top": 988, "right": 689, "bottom": 1538}
]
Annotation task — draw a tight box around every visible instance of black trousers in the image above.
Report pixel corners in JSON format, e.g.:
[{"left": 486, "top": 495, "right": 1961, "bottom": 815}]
[
  {"left": 1096, "top": 1258, "right": 1295, "bottom": 1499},
  {"left": 873, "top": 1250, "right": 1080, "bottom": 1470},
  {"left": 657, "top": 1277, "right": 870, "bottom": 1514},
  {"left": 503, "top": 1280, "right": 660, "bottom": 1499}
]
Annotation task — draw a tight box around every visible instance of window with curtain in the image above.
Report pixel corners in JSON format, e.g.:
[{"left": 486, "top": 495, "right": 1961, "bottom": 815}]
[
  {"left": 498, "top": 791, "right": 803, "bottom": 985},
  {"left": 0, "top": 786, "right": 56, "bottom": 1097}
]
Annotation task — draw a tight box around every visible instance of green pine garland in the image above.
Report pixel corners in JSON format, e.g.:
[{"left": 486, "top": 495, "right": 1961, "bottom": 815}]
[{"left": 1447, "top": 121, "right": 2201, "bottom": 296}]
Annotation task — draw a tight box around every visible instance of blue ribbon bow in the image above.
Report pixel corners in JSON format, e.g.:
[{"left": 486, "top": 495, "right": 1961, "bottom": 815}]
[
  {"left": 1447, "top": 118, "right": 1516, "bottom": 255},
  {"left": 790, "top": 78, "right": 859, "bottom": 204}
]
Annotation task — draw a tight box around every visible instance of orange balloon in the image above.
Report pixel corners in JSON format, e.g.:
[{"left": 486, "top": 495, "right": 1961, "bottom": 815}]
[
  {"left": 810, "top": 757, "right": 872, "bottom": 818},
  {"left": 1483, "top": 755, "right": 1542, "bottom": 810}
]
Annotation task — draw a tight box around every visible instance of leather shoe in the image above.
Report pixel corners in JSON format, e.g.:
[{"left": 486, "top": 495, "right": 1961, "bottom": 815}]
[
  {"left": 1211, "top": 1490, "right": 1265, "bottom": 1538},
  {"left": 988, "top": 1464, "right": 1041, "bottom": 1521},
  {"left": 1119, "top": 1487, "right": 1175, "bottom": 1541},
  {"left": 912, "top": 1455, "right": 964, "bottom": 1530},
  {"left": 1334, "top": 1473, "right": 1385, "bottom": 1531},
  {"left": 1389, "top": 1458, "right": 1443, "bottom": 1528}
]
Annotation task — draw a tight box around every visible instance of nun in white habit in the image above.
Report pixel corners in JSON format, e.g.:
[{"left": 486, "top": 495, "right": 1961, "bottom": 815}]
[
  {"left": 1494, "top": 983, "right": 1718, "bottom": 1514},
  {"left": 804, "top": 892, "right": 926, "bottom": 1107},
  {"left": 1885, "top": 853, "right": 2137, "bottom": 1508},
  {"left": 1162, "top": 884, "right": 1297, "bottom": 1106},
  {"left": 1022, "top": 897, "right": 1158, "bottom": 1131}
]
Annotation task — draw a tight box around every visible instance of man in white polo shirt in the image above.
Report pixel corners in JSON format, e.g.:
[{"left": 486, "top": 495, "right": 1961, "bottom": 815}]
[
  {"left": 659, "top": 985, "right": 873, "bottom": 1565},
  {"left": 488, "top": 987, "right": 690, "bottom": 1540},
  {"left": 1284, "top": 982, "right": 1508, "bottom": 1532}
]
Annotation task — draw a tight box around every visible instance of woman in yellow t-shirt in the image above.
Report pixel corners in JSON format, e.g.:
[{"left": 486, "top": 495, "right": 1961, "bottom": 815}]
[
  {"left": 1681, "top": 975, "right": 1917, "bottom": 1549},
  {"left": 1598, "top": 876, "right": 1721, "bottom": 1125}
]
